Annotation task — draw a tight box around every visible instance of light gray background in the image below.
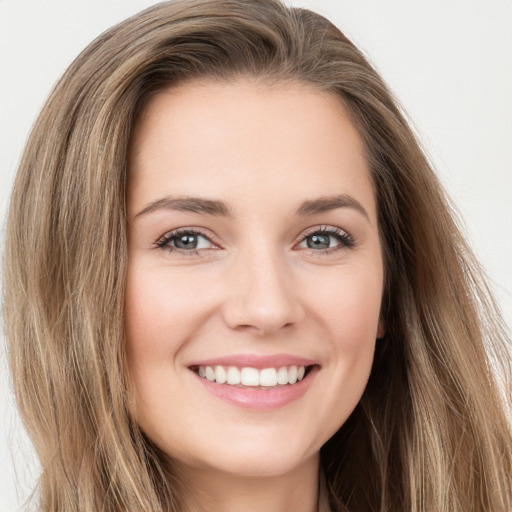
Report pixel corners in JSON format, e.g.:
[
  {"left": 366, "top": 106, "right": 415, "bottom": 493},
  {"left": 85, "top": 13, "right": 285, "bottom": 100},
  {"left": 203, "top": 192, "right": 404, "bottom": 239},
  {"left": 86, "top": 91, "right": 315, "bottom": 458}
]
[{"left": 1, "top": 0, "right": 511, "bottom": 510}]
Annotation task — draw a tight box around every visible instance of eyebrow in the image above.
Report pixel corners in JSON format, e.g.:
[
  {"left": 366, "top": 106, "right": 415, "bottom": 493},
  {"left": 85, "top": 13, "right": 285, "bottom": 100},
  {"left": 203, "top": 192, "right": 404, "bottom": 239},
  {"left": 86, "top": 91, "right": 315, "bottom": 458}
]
[
  {"left": 135, "top": 193, "right": 369, "bottom": 220},
  {"left": 296, "top": 194, "right": 369, "bottom": 220},
  {"left": 136, "top": 196, "right": 231, "bottom": 217}
]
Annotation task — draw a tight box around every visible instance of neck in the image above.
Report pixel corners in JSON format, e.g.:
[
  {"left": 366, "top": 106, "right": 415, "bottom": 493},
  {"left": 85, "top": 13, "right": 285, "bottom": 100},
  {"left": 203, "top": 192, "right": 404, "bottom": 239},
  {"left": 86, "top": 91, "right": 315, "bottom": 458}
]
[{"left": 178, "top": 453, "right": 321, "bottom": 512}]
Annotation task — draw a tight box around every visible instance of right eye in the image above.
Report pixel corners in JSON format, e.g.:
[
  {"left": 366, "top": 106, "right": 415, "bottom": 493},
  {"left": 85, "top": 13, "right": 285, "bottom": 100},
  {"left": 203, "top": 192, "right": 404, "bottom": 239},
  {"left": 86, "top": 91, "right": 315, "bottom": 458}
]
[{"left": 155, "top": 229, "right": 217, "bottom": 254}]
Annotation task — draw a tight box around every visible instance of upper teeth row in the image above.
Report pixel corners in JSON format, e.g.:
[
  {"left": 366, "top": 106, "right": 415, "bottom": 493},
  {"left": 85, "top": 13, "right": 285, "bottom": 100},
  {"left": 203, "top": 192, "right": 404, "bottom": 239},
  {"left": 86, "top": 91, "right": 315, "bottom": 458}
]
[{"left": 197, "top": 365, "right": 306, "bottom": 387}]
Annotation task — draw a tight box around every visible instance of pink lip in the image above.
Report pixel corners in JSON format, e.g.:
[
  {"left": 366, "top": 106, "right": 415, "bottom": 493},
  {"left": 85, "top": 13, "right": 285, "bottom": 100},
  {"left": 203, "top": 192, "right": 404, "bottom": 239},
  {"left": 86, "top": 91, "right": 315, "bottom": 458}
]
[
  {"left": 188, "top": 353, "right": 317, "bottom": 370},
  {"left": 191, "top": 364, "right": 320, "bottom": 411}
]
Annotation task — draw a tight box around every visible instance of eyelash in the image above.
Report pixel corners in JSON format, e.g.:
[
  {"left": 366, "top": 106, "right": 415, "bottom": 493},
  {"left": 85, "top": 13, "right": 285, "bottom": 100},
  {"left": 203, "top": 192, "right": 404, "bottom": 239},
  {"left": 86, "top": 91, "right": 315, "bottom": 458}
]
[
  {"left": 154, "top": 225, "right": 355, "bottom": 256},
  {"left": 299, "top": 225, "right": 355, "bottom": 255},
  {"left": 154, "top": 227, "right": 217, "bottom": 256}
]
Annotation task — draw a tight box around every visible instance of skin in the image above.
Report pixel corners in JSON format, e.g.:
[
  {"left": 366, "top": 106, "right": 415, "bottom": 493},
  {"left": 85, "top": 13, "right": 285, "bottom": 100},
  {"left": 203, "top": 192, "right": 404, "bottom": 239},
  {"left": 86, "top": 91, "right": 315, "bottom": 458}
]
[{"left": 125, "top": 79, "right": 384, "bottom": 512}]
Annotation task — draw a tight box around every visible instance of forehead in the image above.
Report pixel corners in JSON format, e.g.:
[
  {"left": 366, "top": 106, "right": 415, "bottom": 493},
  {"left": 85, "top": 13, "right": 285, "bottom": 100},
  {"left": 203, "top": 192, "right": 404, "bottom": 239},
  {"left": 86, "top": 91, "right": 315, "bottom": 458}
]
[{"left": 128, "top": 79, "right": 376, "bottom": 223}]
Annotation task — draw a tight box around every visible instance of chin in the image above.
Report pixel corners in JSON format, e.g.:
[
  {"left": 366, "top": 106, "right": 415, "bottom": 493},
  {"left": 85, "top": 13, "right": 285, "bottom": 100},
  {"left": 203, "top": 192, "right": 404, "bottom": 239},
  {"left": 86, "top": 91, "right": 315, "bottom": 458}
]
[
  {"left": 171, "top": 428, "right": 321, "bottom": 479},
  {"left": 193, "top": 451, "right": 315, "bottom": 479}
]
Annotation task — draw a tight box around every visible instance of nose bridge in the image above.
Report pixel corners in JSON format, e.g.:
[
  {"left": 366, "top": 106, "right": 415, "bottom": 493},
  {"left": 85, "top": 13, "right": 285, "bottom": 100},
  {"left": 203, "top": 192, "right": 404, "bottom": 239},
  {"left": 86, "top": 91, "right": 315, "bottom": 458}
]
[{"left": 223, "top": 239, "right": 304, "bottom": 334}]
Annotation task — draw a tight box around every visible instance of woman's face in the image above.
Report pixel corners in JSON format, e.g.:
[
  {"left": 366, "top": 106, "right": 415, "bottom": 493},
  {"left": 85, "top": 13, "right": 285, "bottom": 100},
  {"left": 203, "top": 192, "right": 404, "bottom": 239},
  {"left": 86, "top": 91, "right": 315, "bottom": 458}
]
[{"left": 125, "top": 80, "right": 384, "bottom": 479}]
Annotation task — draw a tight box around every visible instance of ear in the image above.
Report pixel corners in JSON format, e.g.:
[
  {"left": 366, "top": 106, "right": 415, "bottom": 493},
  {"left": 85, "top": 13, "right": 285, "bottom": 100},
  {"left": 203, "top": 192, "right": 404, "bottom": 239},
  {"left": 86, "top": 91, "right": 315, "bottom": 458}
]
[{"left": 376, "top": 319, "right": 386, "bottom": 339}]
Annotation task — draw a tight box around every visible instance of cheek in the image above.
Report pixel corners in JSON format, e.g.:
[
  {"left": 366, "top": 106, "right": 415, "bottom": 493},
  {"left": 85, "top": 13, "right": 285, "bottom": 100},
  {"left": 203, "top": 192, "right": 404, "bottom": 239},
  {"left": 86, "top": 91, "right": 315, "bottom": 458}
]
[
  {"left": 311, "top": 264, "right": 383, "bottom": 342},
  {"left": 123, "top": 264, "right": 200, "bottom": 438},
  {"left": 281, "top": 265, "right": 382, "bottom": 448},
  {"left": 124, "top": 263, "right": 197, "bottom": 414},
  {"left": 308, "top": 264, "right": 382, "bottom": 401},
  {"left": 125, "top": 263, "right": 205, "bottom": 358}
]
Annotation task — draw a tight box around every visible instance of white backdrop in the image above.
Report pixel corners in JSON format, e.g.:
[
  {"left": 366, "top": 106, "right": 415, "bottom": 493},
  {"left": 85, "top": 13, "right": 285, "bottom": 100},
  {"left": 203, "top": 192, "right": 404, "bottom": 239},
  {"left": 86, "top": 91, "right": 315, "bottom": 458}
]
[{"left": 1, "top": 0, "right": 511, "bottom": 510}]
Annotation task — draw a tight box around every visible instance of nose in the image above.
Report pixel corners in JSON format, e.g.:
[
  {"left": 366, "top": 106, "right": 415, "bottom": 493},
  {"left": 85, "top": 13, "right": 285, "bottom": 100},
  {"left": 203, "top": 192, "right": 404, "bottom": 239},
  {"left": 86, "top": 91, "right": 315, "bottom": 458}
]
[{"left": 222, "top": 247, "right": 305, "bottom": 335}]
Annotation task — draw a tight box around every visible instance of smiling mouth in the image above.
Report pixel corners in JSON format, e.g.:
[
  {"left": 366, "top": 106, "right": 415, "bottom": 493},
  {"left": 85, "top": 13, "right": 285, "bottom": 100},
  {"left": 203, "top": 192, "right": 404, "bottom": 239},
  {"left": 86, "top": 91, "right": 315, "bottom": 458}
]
[{"left": 190, "top": 364, "right": 316, "bottom": 388}]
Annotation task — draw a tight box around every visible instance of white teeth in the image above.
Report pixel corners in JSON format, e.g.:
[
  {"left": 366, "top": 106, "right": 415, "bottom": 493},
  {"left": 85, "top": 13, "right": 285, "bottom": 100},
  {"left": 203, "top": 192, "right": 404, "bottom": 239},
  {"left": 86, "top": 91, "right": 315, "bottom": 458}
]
[
  {"left": 277, "top": 366, "right": 289, "bottom": 385},
  {"left": 226, "top": 366, "right": 241, "bottom": 385},
  {"left": 205, "top": 366, "right": 216, "bottom": 381},
  {"left": 241, "top": 367, "right": 260, "bottom": 386},
  {"left": 259, "top": 368, "right": 277, "bottom": 387},
  {"left": 288, "top": 365, "right": 298, "bottom": 384},
  {"left": 196, "top": 364, "right": 308, "bottom": 387},
  {"left": 214, "top": 365, "right": 227, "bottom": 384}
]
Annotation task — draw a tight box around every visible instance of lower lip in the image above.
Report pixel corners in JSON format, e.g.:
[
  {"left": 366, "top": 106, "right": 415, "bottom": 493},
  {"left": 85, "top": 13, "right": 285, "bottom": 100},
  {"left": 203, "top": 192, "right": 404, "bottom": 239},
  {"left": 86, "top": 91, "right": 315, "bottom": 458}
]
[{"left": 193, "top": 366, "right": 319, "bottom": 410}]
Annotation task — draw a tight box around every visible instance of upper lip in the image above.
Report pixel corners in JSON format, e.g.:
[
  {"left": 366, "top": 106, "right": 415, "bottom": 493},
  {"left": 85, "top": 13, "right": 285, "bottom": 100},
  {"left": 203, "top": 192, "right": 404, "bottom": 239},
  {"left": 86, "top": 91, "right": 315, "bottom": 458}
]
[{"left": 187, "top": 353, "right": 318, "bottom": 370}]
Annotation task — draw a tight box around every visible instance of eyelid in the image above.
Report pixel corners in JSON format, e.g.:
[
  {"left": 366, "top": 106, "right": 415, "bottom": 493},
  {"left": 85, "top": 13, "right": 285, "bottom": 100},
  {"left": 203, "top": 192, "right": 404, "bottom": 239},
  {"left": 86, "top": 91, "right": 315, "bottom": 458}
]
[
  {"left": 299, "top": 224, "right": 350, "bottom": 238},
  {"left": 154, "top": 226, "right": 221, "bottom": 252},
  {"left": 153, "top": 224, "right": 355, "bottom": 255},
  {"left": 294, "top": 225, "right": 356, "bottom": 252}
]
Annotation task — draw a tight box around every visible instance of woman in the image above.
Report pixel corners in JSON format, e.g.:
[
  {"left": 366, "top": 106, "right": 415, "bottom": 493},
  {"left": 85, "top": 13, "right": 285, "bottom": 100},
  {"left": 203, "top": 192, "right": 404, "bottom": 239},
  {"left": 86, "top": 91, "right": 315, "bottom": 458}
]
[{"left": 3, "top": 0, "right": 511, "bottom": 510}]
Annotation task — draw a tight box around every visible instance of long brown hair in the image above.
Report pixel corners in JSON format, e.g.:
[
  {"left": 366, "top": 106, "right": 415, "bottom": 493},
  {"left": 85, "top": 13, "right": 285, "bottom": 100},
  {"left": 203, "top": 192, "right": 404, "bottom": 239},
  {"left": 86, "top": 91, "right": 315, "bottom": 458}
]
[{"left": 4, "top": 0, "right": 511, "bottom": 510}]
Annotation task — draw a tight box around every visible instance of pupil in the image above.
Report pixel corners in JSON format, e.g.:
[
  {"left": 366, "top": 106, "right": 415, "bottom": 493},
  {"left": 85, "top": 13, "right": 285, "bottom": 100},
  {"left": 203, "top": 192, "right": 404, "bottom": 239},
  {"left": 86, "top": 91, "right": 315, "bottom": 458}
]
[
  {"left": 308, "top": 234, "right": 329, "bottom": 249},
  {"left": 175, "top": 234, "right": 197, "bottom": 249}
]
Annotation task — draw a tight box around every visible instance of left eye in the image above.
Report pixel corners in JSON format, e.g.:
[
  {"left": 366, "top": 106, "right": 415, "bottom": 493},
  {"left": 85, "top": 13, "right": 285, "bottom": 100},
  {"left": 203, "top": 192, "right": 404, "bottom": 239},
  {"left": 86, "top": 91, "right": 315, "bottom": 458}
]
[{"left": 297, "top": 229, "right": 352, "bottom": 251}]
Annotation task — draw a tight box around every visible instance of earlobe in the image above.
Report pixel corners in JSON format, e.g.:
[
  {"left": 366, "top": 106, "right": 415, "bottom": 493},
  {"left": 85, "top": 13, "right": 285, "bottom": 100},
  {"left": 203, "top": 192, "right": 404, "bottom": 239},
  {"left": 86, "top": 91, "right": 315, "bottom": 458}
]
[{"left": 377, "top": 319, "right": 386, "bottom": 339}]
